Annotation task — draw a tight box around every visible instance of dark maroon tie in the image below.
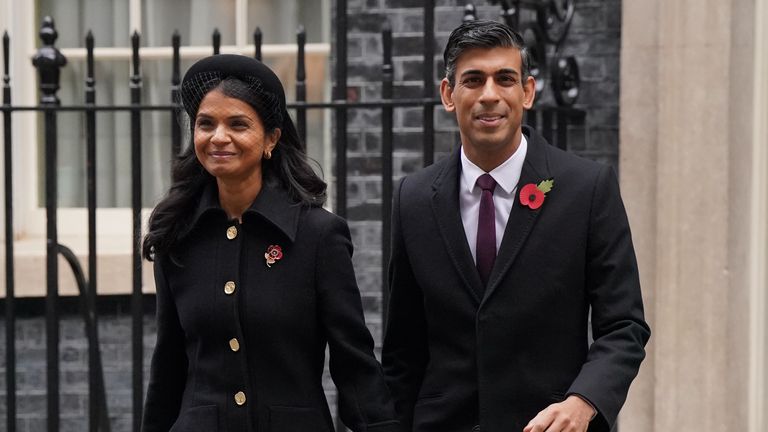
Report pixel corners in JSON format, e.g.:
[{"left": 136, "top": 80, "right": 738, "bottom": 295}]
[{"left": 476, "top": 173, "right": 497, "bottom": 288}]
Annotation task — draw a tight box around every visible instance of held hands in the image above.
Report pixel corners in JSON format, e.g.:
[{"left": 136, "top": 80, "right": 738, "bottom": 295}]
[{"left": 522, "top": 395, "right": 595, "bottom": 432}]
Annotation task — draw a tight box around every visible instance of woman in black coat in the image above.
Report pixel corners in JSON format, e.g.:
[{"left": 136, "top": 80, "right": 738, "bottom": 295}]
[{"left": 141, "top": 54, "right": 401, "bottom": 432}]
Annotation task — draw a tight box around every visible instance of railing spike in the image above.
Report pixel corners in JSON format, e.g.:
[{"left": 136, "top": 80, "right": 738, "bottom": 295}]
[
  {"left": 212, "top": 28, "right": 221, "bottom": 54},
  {"left": 254, "top": 27, "right": 262, "bottom": 60},
  {"left": 2, "top": 31, "right": 9, "bottom": 78}
]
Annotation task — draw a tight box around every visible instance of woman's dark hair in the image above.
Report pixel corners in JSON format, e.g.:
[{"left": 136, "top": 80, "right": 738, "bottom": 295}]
[{"left": 142, "top": 76, "right": 327, "bottom": 261}]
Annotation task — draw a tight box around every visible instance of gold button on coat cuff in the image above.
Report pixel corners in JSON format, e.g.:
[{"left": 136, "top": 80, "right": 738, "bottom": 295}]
[
  {"left": 229, "top": 338, "right": 240, "bottom": 352},
  {"left": 234, "top": 391, "right": 246, "bottom": 405}
]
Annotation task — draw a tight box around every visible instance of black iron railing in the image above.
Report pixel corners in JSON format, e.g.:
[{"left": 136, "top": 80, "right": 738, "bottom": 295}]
[
  {"left": 2, "top": 28, "right": 15, "bottom": 432},
  {"left": 1, "top": 2, "right": 585, "bottom": 432}
]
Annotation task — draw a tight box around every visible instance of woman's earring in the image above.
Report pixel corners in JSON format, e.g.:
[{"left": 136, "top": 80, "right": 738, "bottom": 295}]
[{"left": 264, "top": 150, "right": 272, "bottom": 160}]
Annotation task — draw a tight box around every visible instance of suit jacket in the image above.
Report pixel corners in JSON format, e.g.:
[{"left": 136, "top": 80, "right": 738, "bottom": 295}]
[
  {"left": 382, "top": 126, "right": 650, "bottom": 432},
  {"left": 141, "top": 182, "right": 401, "bottom": 432}
]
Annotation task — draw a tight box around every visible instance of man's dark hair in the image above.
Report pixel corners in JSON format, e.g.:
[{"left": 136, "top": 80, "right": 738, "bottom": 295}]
[{"left": 443, "top": 19, "right": 531, "bottom": 87}]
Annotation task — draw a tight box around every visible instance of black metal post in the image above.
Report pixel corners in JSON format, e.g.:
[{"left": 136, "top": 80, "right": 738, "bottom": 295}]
[
  {"left": 542, "top": 109, "right": 553, "bottom": 145},
  {"left": 43, "top": 84, "right": 59, "bottom": 432},
  {"left": 84, "top": 31, "right": 112, "bottom": 432},
  {"left": 334, "top": 3, "right": 349, "bottom": 428},
  {"left": 171, "top": 31, "right": 181, "bottom": 158},
  {"left": 129, "top": 30, "right": 144, "bottom": 432},
  {"left": 381, "top": 23, "right": 393, "bottom": 322},
  {"left": 32, "top": 16, "right": 66, "bottom": 432},
  {"left": 489, "top": 0, "right": 520, "bottom": 29},
  {"left": 2, "top": 29, "right": 16, "bottom": 432},
  {"left": 463, "top": 3, "right": 477, "bottom": 21},
  {"left": 212, "top": 29, "right": 221, "bottom": 55},
  {"left": 526, "top": 108, "right": 537, "bottom": 130},
  {"left": 254, "top": 27, "right": 262, "bottom": 60},
  {"left": 334, "top": 0, "right": 348, "bottom": 220},
  {"left": 510, "top": 0, "right": 521, "bottom": 29},
  {"left": 85, "top": 31, "right": 98, "bottom": 432},
  {"left": 296, "top": 26, "right": 307, "bottom": 146},
  {"left": 556, "top": 110, "right": 568, "bottom": 151},
  {"left": 422, "top": 0, "right": 435, "bottom": 167}
]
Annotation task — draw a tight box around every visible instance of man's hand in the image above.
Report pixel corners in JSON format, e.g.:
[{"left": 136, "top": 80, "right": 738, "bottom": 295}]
[{"left": 522, "top": 395, "right": 595, "bottom": 432}]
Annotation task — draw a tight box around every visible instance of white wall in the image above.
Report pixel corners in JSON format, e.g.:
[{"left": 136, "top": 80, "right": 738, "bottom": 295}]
[{"left": 620, "top": 0, "right": 765, "bottom": 430}]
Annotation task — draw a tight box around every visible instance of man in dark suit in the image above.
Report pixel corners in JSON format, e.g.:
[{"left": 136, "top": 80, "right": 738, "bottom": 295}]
[{"left": 382, "top": 20, "right": 650, "bottom": 432}]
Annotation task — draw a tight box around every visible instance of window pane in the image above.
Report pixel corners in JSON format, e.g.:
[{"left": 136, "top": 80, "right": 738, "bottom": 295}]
[
  {"left": 141, "top": 0, "right": 237, "bottom": 47},
  {"left": 38, "top": 0, "right": 130, "bottom": 48},
  {"left": 261, "top": 54, "right": 328, "bottom": 166},
  {"left": 248, "top": 0, "right": 328, "bottom": 43},
  {"left": 40, "top": 58, "right": 182, "bottom": 208}
]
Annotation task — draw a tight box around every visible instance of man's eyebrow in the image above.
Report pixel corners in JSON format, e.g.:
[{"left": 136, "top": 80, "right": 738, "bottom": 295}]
[
  {"left": 496, "top": 68, "right": 520, "bottom": 76},
  {"left": 459, "top": 69, "right": 484, "bottom": 77},
  {"left": 459, "top": 68, "right": 520, "bottom": 77}
]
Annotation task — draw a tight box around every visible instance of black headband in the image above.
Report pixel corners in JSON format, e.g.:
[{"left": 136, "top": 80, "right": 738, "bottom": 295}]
[{"left": 180, "top": 54, "right": 287, "bottom": 121}]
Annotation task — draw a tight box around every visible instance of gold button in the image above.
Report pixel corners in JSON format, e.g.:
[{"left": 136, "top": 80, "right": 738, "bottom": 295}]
[
  {"left": 234, "top": 391, "right": 246, "bottom": 406},
  {"left": 229, "top": 338, "right": 240, "bottom": 352},
  {"left": 224, "top": 281, "right": 236, "bottom": 295},
  {"left": 226, "top": 226, "right": 238, "bottom": 240}
]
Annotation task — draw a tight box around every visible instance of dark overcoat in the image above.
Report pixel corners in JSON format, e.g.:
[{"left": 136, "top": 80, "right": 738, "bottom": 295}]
[
  {"left": 141, "top": 182, "right": 401, "bottom": 432},
  {"left": 382, "top": 126, "right": 651, "bottom": 432}
]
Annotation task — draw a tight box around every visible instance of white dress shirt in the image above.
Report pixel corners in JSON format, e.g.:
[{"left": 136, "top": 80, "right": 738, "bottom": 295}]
[{"left": 459, "top": 135, "right": 528, "bottom": 263}]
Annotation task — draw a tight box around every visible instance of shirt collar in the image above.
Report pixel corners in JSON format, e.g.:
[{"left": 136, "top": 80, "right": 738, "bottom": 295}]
[
  {"left": 460, "top": 134, "right": 528, "bottom": 194},
  {"left": 182, "top": 180, "right": 302, "bottom": 242}
]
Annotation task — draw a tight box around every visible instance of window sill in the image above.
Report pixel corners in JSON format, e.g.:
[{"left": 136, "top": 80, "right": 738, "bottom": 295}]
[{"left": 0, "top": 233, "right": 156, "bottom": 298}]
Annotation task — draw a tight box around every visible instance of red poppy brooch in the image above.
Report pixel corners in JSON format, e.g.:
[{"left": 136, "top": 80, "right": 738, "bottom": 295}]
[
  {"left": 264, "top": 245, "right": 283, "bottom": 268},
  {"left": 519, "top": 178, "right": 554, "bottom": 210}
]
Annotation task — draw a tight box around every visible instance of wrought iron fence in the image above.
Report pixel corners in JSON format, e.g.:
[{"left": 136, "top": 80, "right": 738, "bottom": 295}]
[{"left": 1, "top": 1, "right": 585, "bottom": 431}]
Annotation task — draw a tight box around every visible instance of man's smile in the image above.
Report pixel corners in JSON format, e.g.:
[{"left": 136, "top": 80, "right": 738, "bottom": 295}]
[{"left": 475, "top": 112, "right": 506, "bottom": 127}]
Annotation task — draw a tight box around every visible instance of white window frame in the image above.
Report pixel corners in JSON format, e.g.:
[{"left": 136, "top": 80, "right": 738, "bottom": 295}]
[{"left": 0, "top": 0, "right": 331, "bottom": 296}]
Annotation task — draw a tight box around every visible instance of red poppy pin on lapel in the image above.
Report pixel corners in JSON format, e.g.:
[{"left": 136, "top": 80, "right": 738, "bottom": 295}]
[
  {"left": 520, "top": 178, "right": 554, "bottom": 210},
  {"left": 265, "top": 245, "right": 283, "bottom": 268}
]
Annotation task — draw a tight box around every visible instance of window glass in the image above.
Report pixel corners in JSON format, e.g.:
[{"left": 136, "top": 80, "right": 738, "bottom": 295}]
[
  {"left": 42, "top": 58, "right": 175, "bottom": 207},
  {"left": 248, "top": 0, "right": 327, "bottom": 44},
  {"left": 263, "top": 54, "right": 328, "bottom": 168},
  {"left": 38, "top": 0, "right": 130, "bottom": 48},
  {"left": 141, "top": 0, "right": 237, "bottom": 47}
]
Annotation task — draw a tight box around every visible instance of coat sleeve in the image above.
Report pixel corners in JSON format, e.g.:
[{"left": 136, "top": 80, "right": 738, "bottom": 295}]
[
  {"left": 141, "top": 257, "right": 188, "bottom": 432},
  {"left": 566, "top": 165, "right": 651, "bottom": 431},
  {"left": 315, "top": 215, "right": 403, "bottom": 432},
  {"left": 381, "top": 177, "right": 429, "bottom": 430}
]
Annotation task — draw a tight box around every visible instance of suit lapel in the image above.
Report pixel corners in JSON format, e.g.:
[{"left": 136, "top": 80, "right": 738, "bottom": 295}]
[
  {"left": 430, "top": 149, "right": 485, "bottom": 303},
  {"left": 482, "top": 127, "right": 551, "bottom": 304}
]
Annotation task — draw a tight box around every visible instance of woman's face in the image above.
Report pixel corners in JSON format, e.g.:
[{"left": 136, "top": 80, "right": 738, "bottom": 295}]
[{"left": 193, "top": 89, "right": 280, "bottom": 185}]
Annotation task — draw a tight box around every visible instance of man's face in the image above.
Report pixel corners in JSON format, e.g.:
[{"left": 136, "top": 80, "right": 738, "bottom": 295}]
[{"left": 440, "top": 46, "right": 535, "bottom": 168}]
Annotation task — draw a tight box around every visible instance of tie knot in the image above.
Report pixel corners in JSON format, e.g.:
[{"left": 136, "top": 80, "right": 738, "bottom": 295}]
[{"left": 477, "top": 173, "right": 497, "bottom": 193}]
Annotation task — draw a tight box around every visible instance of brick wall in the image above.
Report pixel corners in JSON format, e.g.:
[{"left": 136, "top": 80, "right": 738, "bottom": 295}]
[{"left": 0, "top": 310, "right": 155, "bottom": 432}]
